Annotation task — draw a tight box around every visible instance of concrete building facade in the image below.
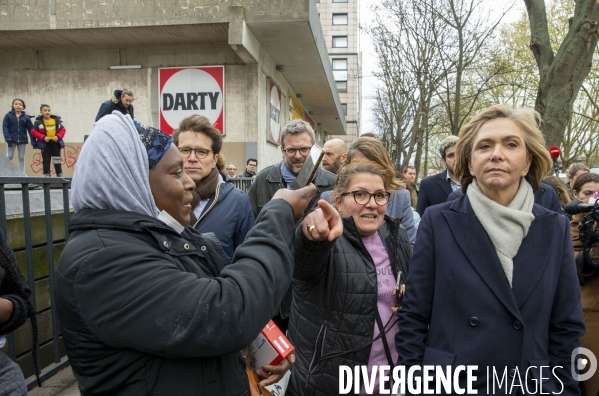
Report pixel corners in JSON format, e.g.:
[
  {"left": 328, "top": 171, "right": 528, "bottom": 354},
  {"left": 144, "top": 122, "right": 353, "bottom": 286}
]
[
  {"left": 0, "top": 0, "right": 346, "bottom": 176},
  {"left": 316, "top": 0, "right": 361, "bottom": 143}
]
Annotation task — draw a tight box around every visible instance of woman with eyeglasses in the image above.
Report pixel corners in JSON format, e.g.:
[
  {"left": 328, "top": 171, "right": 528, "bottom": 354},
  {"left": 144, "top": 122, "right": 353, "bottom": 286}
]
[
  {"left": 321, "top": 137, "right": 417, "bottom": 247},
  {"left": 396, "top": 105, "right": 585, "bottom": 394},
  {"left": 286, "top": 162, "right": 412, "bottom": 396}
]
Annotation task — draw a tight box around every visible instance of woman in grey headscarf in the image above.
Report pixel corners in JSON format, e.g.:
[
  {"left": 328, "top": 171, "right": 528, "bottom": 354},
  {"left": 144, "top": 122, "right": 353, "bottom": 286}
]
[{"left": 55, "top": 112, "right": 323, "bottom": 395}]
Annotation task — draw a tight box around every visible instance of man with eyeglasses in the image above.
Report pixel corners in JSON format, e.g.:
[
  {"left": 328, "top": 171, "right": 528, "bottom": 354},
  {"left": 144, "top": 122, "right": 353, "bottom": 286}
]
[
  {"left": 247, "top": 119, "right": 336, "bottom": 333},
  {"left": 237, "top": 158, "right": 258, "bottom": 190},
  {"left": 173, "top": 114, "right": 254, "bottom": 265},
  {"left": 239, "top": 158, "right": 258, "bottom": 178},
  {"left": 225, "top": 162, "right": 238, "bottom": 178}
]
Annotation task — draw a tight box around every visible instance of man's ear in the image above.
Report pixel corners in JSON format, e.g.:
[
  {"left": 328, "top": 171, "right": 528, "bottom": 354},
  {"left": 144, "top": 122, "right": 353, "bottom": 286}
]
[{"left": 340, "top": 153, "right": 347, "bottom": 164}]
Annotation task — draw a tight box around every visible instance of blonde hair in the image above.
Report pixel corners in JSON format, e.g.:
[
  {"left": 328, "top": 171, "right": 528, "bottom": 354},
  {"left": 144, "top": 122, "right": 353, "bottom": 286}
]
[
  {"left": 454, "top": 104, "right": 552, "bottom": 193},
  {"left": 345, "top": 137, "right": 403, "bottom": 190},
  {"left": 543, "top": 176, "right": 571, "bottom": 207}
]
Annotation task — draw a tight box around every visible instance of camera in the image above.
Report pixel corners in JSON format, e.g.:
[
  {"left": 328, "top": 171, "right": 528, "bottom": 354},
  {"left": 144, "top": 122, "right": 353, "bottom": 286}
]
[
  {"left": 565, "top": 200, "right": 599, "bottom": 276},
  {"left": 565, "top": 200, "right": 599, "bottom": 247}
]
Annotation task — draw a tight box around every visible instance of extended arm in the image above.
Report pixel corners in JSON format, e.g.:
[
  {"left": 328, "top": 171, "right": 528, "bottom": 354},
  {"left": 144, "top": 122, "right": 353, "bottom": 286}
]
[{"left": 73, "top": 200, "right": 298, "bottom": 358}]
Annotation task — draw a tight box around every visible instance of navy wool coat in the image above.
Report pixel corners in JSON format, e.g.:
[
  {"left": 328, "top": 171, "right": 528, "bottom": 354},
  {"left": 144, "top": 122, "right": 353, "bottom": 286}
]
[
  {"left": 416, "top": 169, "right": 453, "bottom": 217},
  {"left": 396, "top": 195, "right": 585, "bottom": 395}
]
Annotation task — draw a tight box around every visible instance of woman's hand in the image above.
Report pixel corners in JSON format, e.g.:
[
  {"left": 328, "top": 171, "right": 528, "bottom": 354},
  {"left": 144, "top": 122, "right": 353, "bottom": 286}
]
[
  {"left": 0, "top": 298, "right": 14, "bottom": 323},
  {"left": 44, "top": 137, "right": 50, "bottom": 142},
  {"left": 52, "top": 136, "right": 59, "bottom": 142},
  {"left": 257, "top": 353, "right": 295, "bottom": 387},
  {"left": 301, "top": 200, "right": 343, "bottom": 242}
]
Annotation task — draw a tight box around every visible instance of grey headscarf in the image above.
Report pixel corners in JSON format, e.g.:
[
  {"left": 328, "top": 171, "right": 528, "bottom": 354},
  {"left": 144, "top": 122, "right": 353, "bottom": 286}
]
[{"left": 72, "top": 112, "right": 158, "bottom": 217}]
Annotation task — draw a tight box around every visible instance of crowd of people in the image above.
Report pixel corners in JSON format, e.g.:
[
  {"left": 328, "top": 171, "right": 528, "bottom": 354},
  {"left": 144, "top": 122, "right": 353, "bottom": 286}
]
[{"left": 1, "top": 101, "right": 599, "bottom": 396}]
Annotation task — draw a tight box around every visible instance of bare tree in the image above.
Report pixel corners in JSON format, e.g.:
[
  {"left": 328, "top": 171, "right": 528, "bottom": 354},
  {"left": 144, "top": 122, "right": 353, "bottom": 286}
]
[
  {"left": 431, "top": 0, "right": 512, "bottom": 135},
  {"left": 369, "top": 0, "right": 448, "bottom": 177},
  {"left": 525, "top": 0, "right": 599, "bottom": 147}
]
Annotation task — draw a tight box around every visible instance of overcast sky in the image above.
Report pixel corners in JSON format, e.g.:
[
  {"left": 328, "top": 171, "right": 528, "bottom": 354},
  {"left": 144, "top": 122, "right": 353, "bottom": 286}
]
[{"left": 358, "top": 0, "right": 527, "bottom": 134}]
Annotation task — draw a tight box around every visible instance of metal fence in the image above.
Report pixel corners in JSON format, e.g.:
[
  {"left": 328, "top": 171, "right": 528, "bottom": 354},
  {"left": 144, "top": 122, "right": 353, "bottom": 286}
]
[
  {"left": 0, "top": 176, "right": 72, "bottom": 390},
  {"left": 229, "top": 177, "right": 254, "bottom": 193}
]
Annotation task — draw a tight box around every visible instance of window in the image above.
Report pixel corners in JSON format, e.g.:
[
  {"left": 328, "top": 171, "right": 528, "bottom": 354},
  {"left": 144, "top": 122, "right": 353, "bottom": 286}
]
[
  {"left": 336, "top": 81, "right": 348, "bottom": 93},
  {"left": 333, "top": 0, "right": 348, "bottom": 2},
  {"left": 332, "top": 36, "right": 348, "bottom": 48},
  {"left": 332, "top": 58, "right": 348, "bottom": 83},
  {"left": 332, "top": 58, "right": 347, "bottom": 70},
  {"left": 341, "top": 103, "right": 347, "bottom": 115},
  {"left": 332, "top": 13, "right": 348, "bottom": 25}
]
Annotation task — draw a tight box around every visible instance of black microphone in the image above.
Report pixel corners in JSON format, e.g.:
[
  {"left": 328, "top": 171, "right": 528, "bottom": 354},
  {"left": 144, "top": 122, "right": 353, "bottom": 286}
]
[{"left": 564, "top": 199, "right": 596, "bottom": 215}]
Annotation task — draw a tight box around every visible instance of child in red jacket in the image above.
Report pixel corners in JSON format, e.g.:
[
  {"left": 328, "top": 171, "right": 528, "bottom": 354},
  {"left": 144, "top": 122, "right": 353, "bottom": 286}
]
[{"left": 31, "top": 104, "right": 66, "bottom": 177}]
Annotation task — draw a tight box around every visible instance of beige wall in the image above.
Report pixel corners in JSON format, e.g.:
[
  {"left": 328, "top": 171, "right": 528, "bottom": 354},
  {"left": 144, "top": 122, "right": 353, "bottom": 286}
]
[{"left": 0, "top": 142, "right": 82, "bottom": 177}]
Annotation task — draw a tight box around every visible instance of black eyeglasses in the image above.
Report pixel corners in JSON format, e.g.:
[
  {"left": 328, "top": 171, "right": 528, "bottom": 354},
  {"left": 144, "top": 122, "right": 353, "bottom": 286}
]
[
  {"left": 341, "top": 190, "right": 390, "bottom": 206},
  {"left": 179, "top": 147, "right": 213, "bottom": 159},
  {"left": 282, "top": 146, "right": 312, "bottom": 157}
]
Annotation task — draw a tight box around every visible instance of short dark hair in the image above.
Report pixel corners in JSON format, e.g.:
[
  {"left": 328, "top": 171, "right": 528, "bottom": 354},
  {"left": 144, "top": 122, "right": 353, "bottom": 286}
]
[
  {"left": 172, "top": 114, "right": 222, "bottom": 154},
  {"left": 247, "top": 158, "right": 257, "bottom": 165},
  {"left": 40, "top": 104, "right": 50, "bottom": 111},
  {"left": 12, "top": 98, "right": 25, "bottom": 110}
]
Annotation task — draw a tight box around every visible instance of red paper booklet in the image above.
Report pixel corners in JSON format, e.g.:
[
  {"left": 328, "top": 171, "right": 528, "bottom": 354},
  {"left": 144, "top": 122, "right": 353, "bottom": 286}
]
[{"left": 248, "top": 320, "right": 294, "bottom": 371}]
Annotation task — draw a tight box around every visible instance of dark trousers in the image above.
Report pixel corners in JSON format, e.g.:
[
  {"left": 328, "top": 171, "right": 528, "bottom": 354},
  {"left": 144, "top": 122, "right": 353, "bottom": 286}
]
[{"left": 42, "top": 140, "right": 62, "bottom": 175}]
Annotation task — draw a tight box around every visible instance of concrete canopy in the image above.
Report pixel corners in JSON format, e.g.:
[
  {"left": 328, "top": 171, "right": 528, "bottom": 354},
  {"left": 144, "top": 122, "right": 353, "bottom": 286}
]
[
  {"left": 243, "top": 1, "right": 346, "bottom": 136},
  {"left": 0, "top": 0, "right": 346, "bottom": 136}
]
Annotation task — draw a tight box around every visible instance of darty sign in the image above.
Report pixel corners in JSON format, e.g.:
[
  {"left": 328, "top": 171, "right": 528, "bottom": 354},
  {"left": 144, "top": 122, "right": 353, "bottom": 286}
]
[{"left": 158, "top": 66, "right": 225, "bottom": 134}]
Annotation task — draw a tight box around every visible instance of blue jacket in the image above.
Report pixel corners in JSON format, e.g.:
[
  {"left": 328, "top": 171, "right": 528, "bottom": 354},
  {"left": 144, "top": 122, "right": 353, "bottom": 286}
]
[
  {"left": 447, "top": 182, "right": 563, "bottom": 214},
  {"left": 416, "top": 169, "right": 453, "bottom": 217},
  {"left": 396, "top": 195, "right": 584, "bottom": 395},
  {"left": 193, "top": 181, "right": 255, "bottom": 265},
  {"left": 2, "top": 109, "right": 33, "bottom": 146}
]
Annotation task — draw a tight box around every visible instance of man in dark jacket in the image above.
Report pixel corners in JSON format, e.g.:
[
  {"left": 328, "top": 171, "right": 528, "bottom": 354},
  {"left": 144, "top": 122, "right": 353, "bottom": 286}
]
[
  {"left": 248, "top": 120, "right": 337, "bottom": 218},
  {"left": 238, "top": 158, "right": 258, "bottom": 178},
  {"left": 174, "top": 114, "right": 254, "bottom": 264},
  {"left": 95, "top": 89, "right": 134, "bottom": 122},
  {"left": 247, "top": 119, "right": 336, "bottom": 333},
  {"left": 416, "top": 135, "right": 460, "bottom": 217}
]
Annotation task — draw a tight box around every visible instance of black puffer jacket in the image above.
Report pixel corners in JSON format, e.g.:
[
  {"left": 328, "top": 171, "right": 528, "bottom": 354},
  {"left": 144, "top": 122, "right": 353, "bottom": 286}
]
[
  {"left": 56, "top": 199, "right": 296, "bottom": 396},
  {"left": 287, "top": 216, "right": 412, "bottom": 396}
]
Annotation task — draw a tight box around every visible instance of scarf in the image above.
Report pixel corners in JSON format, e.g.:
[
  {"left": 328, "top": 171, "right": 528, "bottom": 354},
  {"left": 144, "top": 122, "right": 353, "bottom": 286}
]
[
  {"left": 280, "top": 161, "right": 297, "bottom": 189},
  {"left": 466, "top": 178, "right": 535, "bottom": 287},
  {"left": 72, "top": 112, "right": 158, "bottom": 218},
  {"left": 189, "top": 168, "right": 221, "bottom": 224}
]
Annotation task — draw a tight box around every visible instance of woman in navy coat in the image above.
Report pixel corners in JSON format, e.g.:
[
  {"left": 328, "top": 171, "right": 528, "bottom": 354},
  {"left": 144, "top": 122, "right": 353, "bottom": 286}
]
[{"left": 396, "top": 105, "right": 585, "bottom": 395}]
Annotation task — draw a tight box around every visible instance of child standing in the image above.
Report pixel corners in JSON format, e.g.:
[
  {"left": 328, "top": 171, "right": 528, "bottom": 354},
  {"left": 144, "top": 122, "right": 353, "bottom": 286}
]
[
  {"left": 31, "top": 104, "right": 66, "bottom": 177},
  {"left": 2, "top": 98, "right": 33, "bottom": 174}
]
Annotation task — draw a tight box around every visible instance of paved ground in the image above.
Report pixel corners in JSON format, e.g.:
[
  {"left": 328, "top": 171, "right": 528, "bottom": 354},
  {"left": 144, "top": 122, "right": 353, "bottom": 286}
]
[{"left": 28, "top": 367, "right": 79, "bottom": 396}]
